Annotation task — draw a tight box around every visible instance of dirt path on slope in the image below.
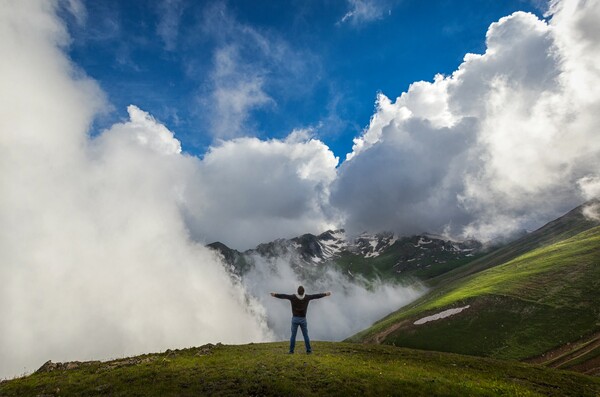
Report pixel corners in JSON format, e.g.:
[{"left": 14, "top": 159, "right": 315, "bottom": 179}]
[
  {"left": 525, "top": 330, "right": 600, "bottom": 375},
  {"left": 363, "top": 320, "right": 411, "bottom": 344}
]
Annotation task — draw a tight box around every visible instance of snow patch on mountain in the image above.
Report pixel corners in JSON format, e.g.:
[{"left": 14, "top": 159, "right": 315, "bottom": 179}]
[
  {"left": 316, "top": 230, "right": 348, "bottom": 260},
  {"left": 352, "top": 232, "right": 398, "bottom": 258},
  {"left": 414, "top": 305, "right": 471, "bottom": 325}
]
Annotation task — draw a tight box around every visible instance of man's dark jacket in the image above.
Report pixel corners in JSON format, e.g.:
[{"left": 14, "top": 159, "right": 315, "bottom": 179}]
[{"left": 273, "top": 293, "right": 327, "bottom": 317}]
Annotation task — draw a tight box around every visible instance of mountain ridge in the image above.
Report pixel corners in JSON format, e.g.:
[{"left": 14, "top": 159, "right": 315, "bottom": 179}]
[{"left": 208, "top": 229, "right": 483, "bottom": 283}]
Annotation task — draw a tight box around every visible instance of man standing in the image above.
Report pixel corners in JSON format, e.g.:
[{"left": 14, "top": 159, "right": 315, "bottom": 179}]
[{"left": 271, "top": 286, "right": 331, "bottom": 354}]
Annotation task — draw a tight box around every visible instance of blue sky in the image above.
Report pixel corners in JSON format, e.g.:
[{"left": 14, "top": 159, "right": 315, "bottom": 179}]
[{"left": 63, "top": 0, "right": 545, "bottom": 161}]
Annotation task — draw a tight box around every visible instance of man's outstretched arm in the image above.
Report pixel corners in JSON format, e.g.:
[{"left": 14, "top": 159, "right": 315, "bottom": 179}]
[
  {"left": 306, "top": 291, "right": 332, "bottom": 300},
  {"left": 270, "top": 293, "right": 293, "bottom": 299}
]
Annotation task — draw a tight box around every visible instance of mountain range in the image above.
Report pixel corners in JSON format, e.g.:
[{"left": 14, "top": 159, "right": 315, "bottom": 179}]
[{"left": 208, "top": 229, "right": 483, "bottom": 283}]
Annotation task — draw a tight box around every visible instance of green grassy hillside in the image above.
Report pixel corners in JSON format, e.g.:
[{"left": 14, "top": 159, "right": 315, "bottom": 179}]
[
  {"left": 426, "top": 200, "right": 599, "bottom": 288},
  {"left": 1, "top": 342, "right": 599, "bottom": 396},
  {"left": 348, "top": 226, "right": 600, "bottom": 372}
]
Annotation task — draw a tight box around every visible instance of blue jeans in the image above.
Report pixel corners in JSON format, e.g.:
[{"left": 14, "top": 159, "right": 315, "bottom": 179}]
[{"left": 290, "top": 316, "right": 311, "bottom": 353}]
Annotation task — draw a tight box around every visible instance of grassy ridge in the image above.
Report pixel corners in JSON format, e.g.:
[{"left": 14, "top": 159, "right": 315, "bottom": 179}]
[
  {"left": 426, "top": 201, "right": 599, "bottom": 288},
  {"left": 348, "top": 226, "right": 600, "bottom": 363},
  {"left": 1, "top": 342, "right": 599, "bottom": 396},
  {"left": 424, "top": 226, "right": 600, "bottom": 309}
]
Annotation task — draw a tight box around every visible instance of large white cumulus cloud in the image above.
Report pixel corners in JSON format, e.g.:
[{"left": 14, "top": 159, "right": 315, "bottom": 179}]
[
  {"left": 0, "top": 1, "right": 273, "bottom": 378},
  {"left": 333, "top": 0, "right": 600, "bottom": 240},
  {"left": 184, "top": 130, "right": 339, "bottom": 250}
]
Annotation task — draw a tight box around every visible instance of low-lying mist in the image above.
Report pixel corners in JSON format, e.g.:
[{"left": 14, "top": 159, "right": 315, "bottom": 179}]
[{"left": 241, "top": 254, "right": 425, "bottom": 342}]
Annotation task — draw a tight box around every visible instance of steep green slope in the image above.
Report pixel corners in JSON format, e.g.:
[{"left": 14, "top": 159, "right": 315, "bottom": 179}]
[
  {"left": 427, "top": 200, "right": 599, "bottom": 288},
  {"left": 348, "top": 226, "right": 600, "bottom": 368},
  {"left": 1, "top": 342, "right": 598, "bottom": 396}
]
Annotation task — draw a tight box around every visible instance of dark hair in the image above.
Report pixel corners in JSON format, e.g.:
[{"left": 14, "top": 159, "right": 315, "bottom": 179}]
[{"left": 297, "top": 285, "right": 305, "bottom": 295}]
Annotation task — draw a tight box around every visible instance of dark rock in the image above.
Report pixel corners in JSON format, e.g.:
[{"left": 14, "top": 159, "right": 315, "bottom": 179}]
[
  {"left": 65, "top": 362, "right": 80, "bottom": 370},
  {"left": 195, "top": 343, "right": 219, "bottom": 356},
  {"left": 36, "top": 360, "right": 58, "bottom": 373},
  {"left": 207, "top": 242, "right": 251, "bottom": 275}
]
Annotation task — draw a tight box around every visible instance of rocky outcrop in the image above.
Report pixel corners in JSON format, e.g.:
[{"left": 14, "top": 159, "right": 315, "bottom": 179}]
[
  {"left": 34, "top": 343, "right": 223, "bottom": 375},
  {"left": 36, "top": 360, "right": 99, "bottom": 373}
]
